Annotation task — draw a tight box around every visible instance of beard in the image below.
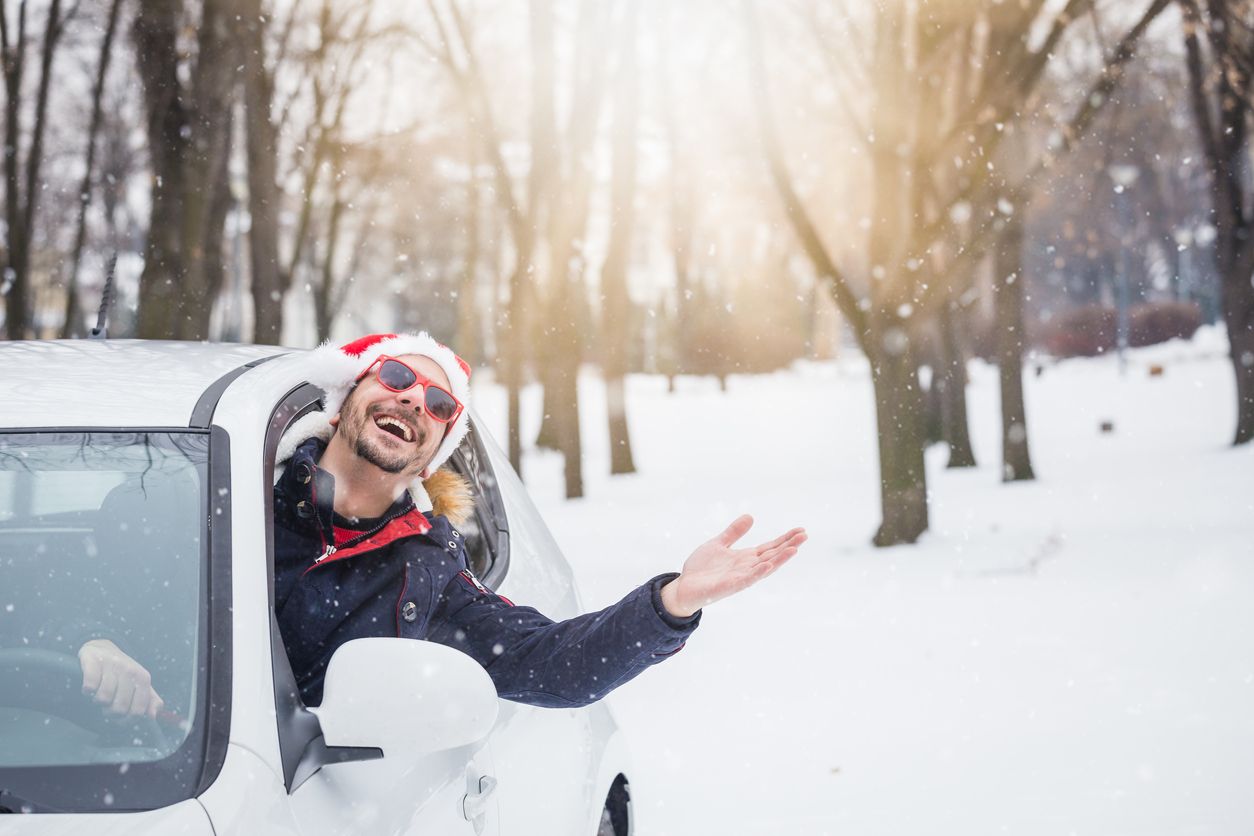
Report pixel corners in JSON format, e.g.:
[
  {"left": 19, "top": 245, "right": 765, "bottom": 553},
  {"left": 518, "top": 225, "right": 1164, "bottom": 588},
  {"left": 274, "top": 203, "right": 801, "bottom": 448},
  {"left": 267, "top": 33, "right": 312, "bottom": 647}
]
[
  {"left": 342, "top": 396, "right": 432, "bottom": 475},
  {"left": 353, "top": 430, "right": 427, "bottom": 474}
]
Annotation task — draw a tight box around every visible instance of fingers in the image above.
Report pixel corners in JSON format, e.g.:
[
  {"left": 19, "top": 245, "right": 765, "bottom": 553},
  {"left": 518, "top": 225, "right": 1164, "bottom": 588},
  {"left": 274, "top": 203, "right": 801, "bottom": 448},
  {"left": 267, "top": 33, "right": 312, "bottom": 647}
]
[
  {"left": 94, "top": 665, "right": 120, "bottom": 708},
  {"left": 126, "top": 680, "right": 163, "bottom": 719},
  {"left": 79, "top": 639, "right": 162, "bottom": 717},
  {"left": 110, "top": 675, "right": 137, "bottom": 715},
  {"left": 753, "top": 526, "right": 807, "bottom": 555},
  {"left": 752, "top": 545, "right": 800, "bottom": 578},
  {"left": 717, "top": 514, "right": 754, "bottom": 547},
  {"left": 148, "top": 694, "right": 166, "bottom": 721},
  {"left": 80, "top": 651, "right": 102, "bottom": 694},
  {"left": 753, "top": 530, "right": 807, "bottom": 571}
]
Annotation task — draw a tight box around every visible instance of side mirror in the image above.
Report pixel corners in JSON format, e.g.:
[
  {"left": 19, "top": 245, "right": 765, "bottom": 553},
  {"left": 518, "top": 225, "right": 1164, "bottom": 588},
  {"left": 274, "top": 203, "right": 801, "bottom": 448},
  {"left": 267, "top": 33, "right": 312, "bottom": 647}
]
[{"left": 312, "top": 638, "right": 499, "bottom": 758}]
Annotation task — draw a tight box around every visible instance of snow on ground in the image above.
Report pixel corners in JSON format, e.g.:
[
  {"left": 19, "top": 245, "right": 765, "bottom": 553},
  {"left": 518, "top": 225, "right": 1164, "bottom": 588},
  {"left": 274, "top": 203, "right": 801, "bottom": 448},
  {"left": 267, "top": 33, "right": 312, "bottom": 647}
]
[{"left": 471, "top": 327, "right": 1254, "bottom": 835}]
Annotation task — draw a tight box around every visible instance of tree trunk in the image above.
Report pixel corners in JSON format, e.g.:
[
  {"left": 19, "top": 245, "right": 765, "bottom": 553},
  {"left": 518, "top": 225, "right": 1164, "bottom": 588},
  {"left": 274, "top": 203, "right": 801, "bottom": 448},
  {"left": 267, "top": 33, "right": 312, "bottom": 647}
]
[
  {"left": 133, "top": 0, "right": 235, "bottom": 340},
  {"left": 535, "top": 1, "right": 611, "bottom": 487},
  {"left": 314, "top": 190, "right": 345, "bottom": 344},
  {"left": 867, "top": 3, "right": 927, "bottom": 545},
  {"left": 457, "top": 131, "right": 482, "bottom": 367},
  {"left": 1, "top": 1, "right": 28, "bottom": 339},
  {"left": 2, "top": 0, "right": 63, "bottom": 339},
  {"left": 505, "top": 262, "right": 528, "bottom": 476},
  {"left": 601, "top": 0, "right": 639, "bottom": 477},
  {"left": 1182, "top": 2, "right": 1254, "bottom": 445},
  {"left": 869, "top": 336, "right": 929, "bottom": 546},
  {"left": 938, "top": 300, "right": 977, "bottom": 467},
  {"left": 132, "top": 0, "right": 188, "bottom": 338},
  {"left": 238, "top": 0, "right": 284, "bottom": 344},
  {"left": 995, "top": 213, "right": 1036, "bottom": 481},
  {"left": 553, "top": 347, "right": 584, "bottom": 498},
  {"left": 1215, "top": 217, "right": 1254, "bottom": 445},
  {"left": 660, "top": 4, "right": 692, "bottom": 382},
  {"left": 1227, "top": 304, "right": 1254, "bottom": 445},
  {"left": 533, "top": 307, "right": 565, "bottom": 451},
  {"left": 202, "top": 104, "right": 234, "bottom": 332}
]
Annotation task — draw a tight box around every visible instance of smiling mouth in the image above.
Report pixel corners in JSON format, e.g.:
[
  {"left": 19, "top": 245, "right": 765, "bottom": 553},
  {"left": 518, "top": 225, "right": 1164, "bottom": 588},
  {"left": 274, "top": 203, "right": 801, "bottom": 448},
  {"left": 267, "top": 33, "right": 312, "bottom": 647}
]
[{"left": 373, "top": 414, "right": 414, "bottom": 442}]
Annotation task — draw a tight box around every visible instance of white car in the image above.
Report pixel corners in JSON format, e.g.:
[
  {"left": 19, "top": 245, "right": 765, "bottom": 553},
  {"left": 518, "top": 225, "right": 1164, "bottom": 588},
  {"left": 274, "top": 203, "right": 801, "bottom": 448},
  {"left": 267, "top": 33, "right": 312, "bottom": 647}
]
[{"left": 0, "top": 339, "right": 633, "bottom": 835}]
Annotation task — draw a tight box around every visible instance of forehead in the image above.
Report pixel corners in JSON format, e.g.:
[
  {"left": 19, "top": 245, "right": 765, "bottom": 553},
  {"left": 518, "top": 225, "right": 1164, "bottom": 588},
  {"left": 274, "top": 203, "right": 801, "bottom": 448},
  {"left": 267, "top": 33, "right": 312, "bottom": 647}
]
[{"left": 395, "top": 354, "right": 451, "bottom": 390}]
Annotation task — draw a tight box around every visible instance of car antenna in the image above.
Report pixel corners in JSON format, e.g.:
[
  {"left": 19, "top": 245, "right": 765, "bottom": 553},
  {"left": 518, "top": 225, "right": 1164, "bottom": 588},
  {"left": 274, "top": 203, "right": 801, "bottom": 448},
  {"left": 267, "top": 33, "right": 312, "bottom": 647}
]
[{"left": 89, "top": 252, "right": 117, "bottom": 340}]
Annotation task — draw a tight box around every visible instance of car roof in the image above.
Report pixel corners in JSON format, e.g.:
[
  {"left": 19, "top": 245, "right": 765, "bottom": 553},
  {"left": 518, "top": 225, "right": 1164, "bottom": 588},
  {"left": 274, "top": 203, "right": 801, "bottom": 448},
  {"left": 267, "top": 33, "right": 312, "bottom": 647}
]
[{"left": 0, "top": 340, "right": 291, "bottom": 429}]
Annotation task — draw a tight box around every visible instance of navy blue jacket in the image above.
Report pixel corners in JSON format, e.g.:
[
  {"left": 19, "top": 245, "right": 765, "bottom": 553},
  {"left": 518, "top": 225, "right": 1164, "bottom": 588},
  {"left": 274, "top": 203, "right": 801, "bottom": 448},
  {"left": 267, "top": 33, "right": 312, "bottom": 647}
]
[{"left": 274, "top": 439, "right": 701, "bottom": 707}]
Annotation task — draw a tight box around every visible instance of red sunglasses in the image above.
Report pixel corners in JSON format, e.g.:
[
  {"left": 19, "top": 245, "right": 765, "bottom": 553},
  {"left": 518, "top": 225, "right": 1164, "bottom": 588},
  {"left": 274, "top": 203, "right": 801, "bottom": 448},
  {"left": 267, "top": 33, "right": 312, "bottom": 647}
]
[{"left": 355, "top": 356, "right": 464, "bottom": 424}]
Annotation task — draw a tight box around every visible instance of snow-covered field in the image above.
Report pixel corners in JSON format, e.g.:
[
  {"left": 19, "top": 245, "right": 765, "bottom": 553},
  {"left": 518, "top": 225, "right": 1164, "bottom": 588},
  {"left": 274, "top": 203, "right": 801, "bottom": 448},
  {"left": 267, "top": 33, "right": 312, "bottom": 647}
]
[{"left": 473, "top": 327, "right": 1254, "bottom": 835}]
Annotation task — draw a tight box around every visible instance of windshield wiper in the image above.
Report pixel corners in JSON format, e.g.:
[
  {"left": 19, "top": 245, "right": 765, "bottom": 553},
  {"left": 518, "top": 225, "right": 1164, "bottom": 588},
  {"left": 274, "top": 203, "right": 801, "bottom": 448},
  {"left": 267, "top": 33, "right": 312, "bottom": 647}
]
[{"left": 0, "top": 788, "right": 61, "bottom": 814}]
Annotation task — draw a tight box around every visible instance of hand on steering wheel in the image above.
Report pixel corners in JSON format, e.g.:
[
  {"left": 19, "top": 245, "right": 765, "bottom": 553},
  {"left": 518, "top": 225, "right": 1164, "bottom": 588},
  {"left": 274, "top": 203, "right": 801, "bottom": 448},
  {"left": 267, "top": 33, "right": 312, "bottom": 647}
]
[{"left": 77, "top": 639, "right": 166, "bottom": 719}]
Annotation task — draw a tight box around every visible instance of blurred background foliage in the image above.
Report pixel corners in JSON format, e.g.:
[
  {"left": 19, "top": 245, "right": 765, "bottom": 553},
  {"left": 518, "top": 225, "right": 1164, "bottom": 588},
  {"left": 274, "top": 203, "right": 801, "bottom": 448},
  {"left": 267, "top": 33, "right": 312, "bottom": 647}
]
[{"left": 1, "top": 0, "right": 1250, "bottom": 544}]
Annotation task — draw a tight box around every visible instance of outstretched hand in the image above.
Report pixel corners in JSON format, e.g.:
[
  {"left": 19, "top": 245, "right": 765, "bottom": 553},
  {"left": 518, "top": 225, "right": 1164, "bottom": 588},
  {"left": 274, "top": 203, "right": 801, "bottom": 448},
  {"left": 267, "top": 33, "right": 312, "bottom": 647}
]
[{"left": 660, "top": 515, "right": 807, "bottom": 618}]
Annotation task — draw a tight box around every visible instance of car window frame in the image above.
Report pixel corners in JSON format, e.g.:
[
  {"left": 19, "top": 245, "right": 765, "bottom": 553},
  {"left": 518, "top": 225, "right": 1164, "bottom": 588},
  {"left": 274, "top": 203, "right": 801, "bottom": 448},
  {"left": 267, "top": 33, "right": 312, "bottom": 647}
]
[{"left": 446, "top": 411, "right": 511, "bottom": 587}]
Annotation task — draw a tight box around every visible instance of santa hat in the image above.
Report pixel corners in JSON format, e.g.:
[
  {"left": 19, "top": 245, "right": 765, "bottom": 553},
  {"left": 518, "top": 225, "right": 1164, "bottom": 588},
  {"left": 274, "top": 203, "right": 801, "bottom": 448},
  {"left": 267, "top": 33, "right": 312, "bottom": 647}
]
[{"left": 277, "top": 333, "right": 473, "bottom": 509}]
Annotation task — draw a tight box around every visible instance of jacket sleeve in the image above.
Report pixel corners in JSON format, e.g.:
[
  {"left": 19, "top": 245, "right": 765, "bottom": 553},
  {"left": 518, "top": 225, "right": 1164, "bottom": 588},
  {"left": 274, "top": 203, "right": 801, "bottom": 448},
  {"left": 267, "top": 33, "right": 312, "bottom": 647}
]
[{"left": 423, "top": 560, "right": 701, "bottom": 708}]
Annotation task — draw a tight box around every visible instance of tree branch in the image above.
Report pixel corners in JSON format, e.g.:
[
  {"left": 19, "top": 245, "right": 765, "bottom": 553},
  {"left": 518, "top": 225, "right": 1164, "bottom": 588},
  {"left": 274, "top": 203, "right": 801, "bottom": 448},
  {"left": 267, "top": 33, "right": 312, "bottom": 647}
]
[{"left": 742, "top": 0, "right": 869, "bottom": 345}]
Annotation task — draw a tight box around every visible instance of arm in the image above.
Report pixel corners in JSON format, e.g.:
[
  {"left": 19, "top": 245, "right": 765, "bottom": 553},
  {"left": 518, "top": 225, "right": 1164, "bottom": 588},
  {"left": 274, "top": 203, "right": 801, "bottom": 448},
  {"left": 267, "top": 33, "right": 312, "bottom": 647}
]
[
  {"left": 425, "top": 515, "right": 805, "bottom": 708},
  {"left": 426, "top": 568, "right": 700, "bottom": 708}
]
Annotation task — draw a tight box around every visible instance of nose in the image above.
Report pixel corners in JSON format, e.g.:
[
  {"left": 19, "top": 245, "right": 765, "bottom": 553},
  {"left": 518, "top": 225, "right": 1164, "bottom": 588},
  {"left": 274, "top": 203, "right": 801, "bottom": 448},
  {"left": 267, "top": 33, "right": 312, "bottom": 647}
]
[{"left": 396, "top": 389, "right": 427, "bottom": 418}]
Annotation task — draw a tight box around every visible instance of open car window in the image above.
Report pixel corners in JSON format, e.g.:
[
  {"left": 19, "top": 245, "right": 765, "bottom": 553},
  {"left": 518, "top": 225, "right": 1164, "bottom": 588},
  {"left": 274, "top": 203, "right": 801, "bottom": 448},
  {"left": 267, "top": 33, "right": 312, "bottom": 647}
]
[
  {"left": 445, "top": 421, "right": 510, "bottom": 583},
  {"left": 263, "top": 389, "right": 511, "bottom": 791}
]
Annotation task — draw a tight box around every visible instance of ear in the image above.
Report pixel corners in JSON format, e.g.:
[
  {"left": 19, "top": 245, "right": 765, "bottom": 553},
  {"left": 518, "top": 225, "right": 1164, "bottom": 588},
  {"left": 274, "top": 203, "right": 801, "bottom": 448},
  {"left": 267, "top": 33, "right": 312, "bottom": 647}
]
[
  {"left": 329, "top": 413, "right": 341, "bottom": 427},
  {"left": 419, "top": 466, "right": 431, "bottom": 479}
]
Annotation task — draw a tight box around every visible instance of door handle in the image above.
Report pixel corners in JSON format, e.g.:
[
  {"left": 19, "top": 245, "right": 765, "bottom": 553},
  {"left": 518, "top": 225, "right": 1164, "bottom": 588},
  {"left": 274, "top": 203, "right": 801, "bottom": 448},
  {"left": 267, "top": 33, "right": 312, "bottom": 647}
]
[{"left": 463, "top": 774, "right": 497, "bottom": 834}]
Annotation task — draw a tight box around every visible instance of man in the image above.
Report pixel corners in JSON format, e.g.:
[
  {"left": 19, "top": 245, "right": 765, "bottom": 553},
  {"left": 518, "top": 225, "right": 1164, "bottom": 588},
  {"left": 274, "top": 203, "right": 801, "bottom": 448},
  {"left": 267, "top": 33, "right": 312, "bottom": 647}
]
[{"left": 82, "top": 332, "right": 806, "bottom": 713}]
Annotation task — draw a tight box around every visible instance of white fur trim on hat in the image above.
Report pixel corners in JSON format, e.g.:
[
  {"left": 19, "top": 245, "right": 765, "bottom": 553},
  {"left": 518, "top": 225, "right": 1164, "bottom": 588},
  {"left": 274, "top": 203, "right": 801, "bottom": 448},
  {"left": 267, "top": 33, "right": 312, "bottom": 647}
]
[{"left": 296, "top": 332, "right": 472, "bottom": 477}]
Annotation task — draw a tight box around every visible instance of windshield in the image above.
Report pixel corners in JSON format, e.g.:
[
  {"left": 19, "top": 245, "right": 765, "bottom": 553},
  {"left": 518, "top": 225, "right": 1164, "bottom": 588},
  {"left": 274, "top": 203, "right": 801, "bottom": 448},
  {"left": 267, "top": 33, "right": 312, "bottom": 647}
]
[{"left": 0, "top": 431, "right": 217, "bottom": 812}]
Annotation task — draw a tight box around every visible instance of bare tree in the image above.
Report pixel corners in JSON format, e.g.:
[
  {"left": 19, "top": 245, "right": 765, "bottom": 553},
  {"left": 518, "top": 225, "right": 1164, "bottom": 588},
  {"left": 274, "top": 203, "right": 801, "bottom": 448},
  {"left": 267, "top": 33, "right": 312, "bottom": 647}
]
[
  {"left": 659, "top": 4, "right": 694, "bottom": 393},
  {"left": 1182, "top": 0, "right": 1254, "bottom": 444},
  {"left": 236, "top": 0, "right": 284, "bottom": 344},
  {"left": 745, "top": 0, "right": 1170, "bottom": 544},
  {"left": 2, "top": 0, "right": 69, "bottom": 338},
  {"left": 745, "top": 0, "right": 926, "bottom": 545},
  {"left": 131, "top": 0, "right": 236, "bottom": 339},
  {"left": 535, "top": 2, "right": 617, "bottom": 495},
  {"left": 601, "top": 0, "right": 639, "bottom": 477},
  {"left": 421, "top": 0, "right": 551, "bottom": 475}
]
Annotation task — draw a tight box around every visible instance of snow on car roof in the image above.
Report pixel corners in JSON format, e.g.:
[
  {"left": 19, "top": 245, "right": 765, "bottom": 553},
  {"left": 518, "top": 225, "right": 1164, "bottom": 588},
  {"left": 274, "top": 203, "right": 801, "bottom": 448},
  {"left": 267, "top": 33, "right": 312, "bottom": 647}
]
[{"left": 0, "top": 340, "right": 289, "bottom": 429}]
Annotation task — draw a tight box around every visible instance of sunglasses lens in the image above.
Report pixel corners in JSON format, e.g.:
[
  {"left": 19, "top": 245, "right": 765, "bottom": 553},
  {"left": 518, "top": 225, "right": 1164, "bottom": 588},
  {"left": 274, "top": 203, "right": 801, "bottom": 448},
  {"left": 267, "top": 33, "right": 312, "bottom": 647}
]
[
  {"left": 425, "top": 387, "right": 459, "bottom": 422},
  {"left": 377, "top": 359, "right": 417, "bottom": 391}
]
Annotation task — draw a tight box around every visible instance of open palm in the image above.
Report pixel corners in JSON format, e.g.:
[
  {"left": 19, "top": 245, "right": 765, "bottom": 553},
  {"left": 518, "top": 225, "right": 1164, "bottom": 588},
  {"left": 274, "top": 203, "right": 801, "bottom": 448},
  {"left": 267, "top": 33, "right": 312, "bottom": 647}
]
[{"left": 661, "top": 515, "right": 807, "bottom": 618}]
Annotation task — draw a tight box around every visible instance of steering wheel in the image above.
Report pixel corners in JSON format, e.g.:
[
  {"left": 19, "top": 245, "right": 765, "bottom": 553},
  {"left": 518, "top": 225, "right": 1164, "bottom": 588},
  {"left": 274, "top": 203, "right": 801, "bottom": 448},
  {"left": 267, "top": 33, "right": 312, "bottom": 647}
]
[{"left": 0, "top": 648, "right": 169, "bottom": 749}]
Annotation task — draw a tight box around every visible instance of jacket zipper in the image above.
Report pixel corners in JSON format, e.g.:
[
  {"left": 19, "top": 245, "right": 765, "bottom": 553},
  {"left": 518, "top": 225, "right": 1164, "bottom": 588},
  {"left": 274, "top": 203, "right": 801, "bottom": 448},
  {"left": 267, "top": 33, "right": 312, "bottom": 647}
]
[{"left": 311, "top": 506, "right": 415, "bottom": 566}]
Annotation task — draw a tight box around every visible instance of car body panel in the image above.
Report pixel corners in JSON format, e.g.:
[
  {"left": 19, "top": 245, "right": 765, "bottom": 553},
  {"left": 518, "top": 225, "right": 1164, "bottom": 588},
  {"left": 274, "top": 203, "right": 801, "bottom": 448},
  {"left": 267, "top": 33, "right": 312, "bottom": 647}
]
[
  {"left": 0, "top": 342, "right": 631, "bottom": 834},
  {"left": 205, "top": 355, "right": 312, "bottom": 776},
  {"left": 0, "top": 799, "right": 214, "bottom": 834},
  {"left": 476, "top": 429, "right": 610, "bottom": 834},
  {"left": 0, "top": 340, "right": 284, "bottom": 429},
  {"left": 197, "top": 743, "right": 502, "bottom": 836}
]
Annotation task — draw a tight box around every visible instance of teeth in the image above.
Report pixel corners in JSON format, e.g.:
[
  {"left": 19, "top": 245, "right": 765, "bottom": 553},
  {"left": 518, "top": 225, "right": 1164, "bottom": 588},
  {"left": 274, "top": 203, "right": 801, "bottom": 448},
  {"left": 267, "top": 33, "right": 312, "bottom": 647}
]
[{"left": 375, "top": 415, "right": 413, "bottom": 442}]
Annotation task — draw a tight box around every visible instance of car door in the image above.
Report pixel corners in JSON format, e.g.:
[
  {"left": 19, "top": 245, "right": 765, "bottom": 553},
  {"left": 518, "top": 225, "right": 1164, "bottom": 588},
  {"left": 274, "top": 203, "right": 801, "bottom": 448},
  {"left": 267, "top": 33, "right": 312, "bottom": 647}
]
[
  {"left": 452, "top": 416, "right": 603, "bottom": 834},
  {"left": 264, "top": 387, "right": 500, "bottom": 836},
  {"left": 285, "top": 751, "right": 498, "bottom": 836}
]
